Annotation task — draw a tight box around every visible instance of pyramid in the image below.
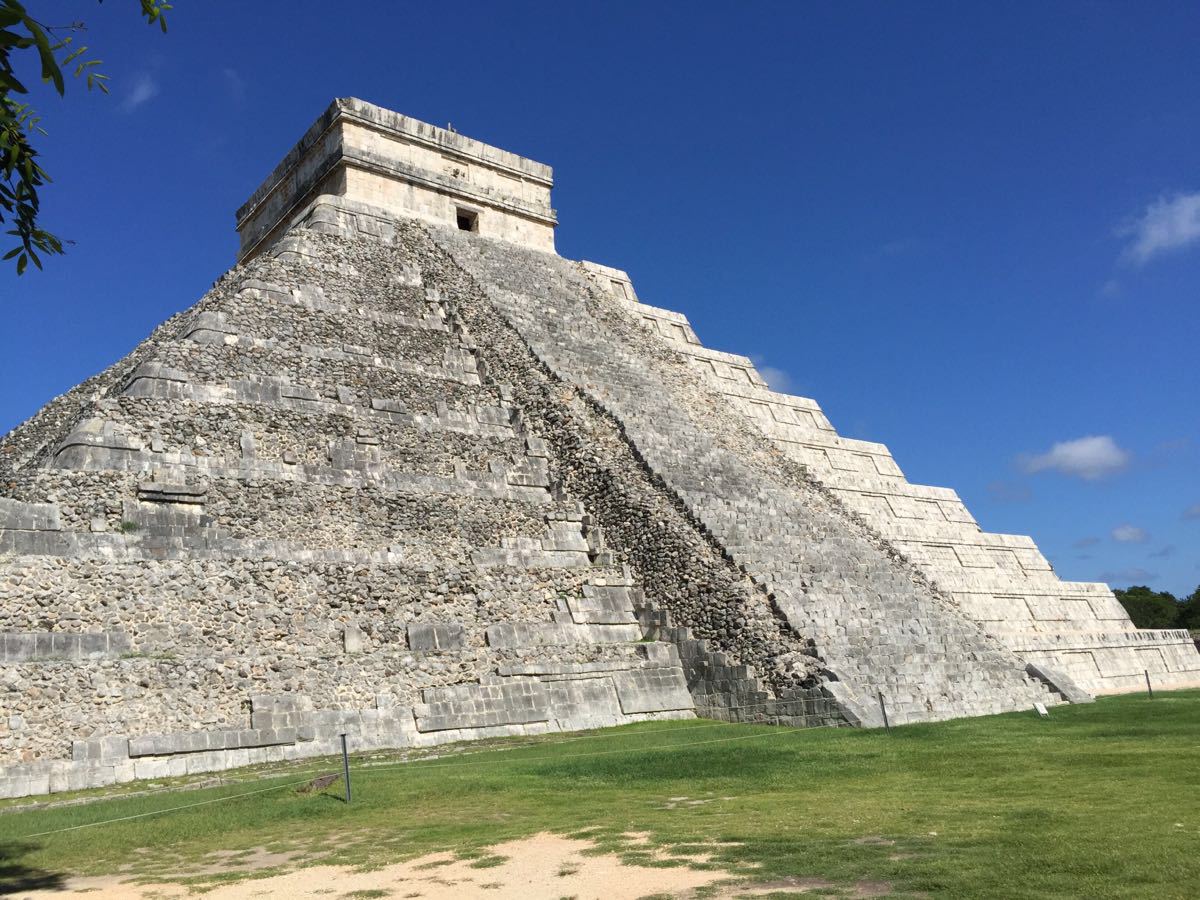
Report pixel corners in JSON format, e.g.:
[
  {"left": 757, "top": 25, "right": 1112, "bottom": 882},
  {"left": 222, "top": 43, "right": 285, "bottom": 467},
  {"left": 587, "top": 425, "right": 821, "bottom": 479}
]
[{"left": 1, "top": 99, "right": 1196, "bottom": 799}]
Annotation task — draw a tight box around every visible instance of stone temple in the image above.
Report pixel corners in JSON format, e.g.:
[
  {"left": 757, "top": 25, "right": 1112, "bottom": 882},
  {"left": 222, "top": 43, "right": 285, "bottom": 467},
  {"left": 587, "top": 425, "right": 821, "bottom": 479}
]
[{"left": 2, "top": 98, "right": 1197, "bottom": 798}]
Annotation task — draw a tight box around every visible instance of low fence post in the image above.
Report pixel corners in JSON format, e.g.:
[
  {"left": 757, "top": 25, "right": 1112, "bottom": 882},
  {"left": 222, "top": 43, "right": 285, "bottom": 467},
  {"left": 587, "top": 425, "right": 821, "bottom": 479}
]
[
  {"left": 877, "top": 691, "right": 891, "bottom": 734},
  {"left": 1144, "top": 670, "right": 1154, "bottom": 700},
  {"left": 340, "top": 733, "right": 352, "bottom": 803}
]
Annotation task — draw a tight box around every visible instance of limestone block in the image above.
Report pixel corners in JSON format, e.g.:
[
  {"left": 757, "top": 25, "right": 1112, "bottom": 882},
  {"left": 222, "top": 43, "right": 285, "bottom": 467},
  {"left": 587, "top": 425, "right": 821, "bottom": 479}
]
[
  {"left": 251, "top": 694, "right": 313, "bottom": 716},
  {"left": 821, "top": 682, "right": 886, "bottom": 729},
  {"left": 343, "top": 625, "right": 365, "bottom": 654},
  {"left": 1024, "top": 663, "right": 1094, "bottom": 704},
  {"left": 184, "top": 310, "right": 238, "bottom": 343},
  {"left": 281, "top": 382, "right": 321, "bottom": 403},
  {"left": 485, "top": 621, "right": 640, "bottom": 648},
  {"left": 138, "top": 482, "right": 208, "bottom": 505},
  {"left": 612, "top": 668, "right": 693, "bottom": 714},
  {"left": 1, "top": 631, "right": 130, "bottom": 663},
  {"left": 406, "top": 621, "right": 466, "bottom": 650},
  {"left": 568, "top": 584, "right": 639, "bottom": 624},
  {"left": 415, "top": 681, "right": 550, "bottom": 732},
  {"left": 124, "top": 363, "right": 190, "bottom": 398},
  {"left": 71, "top": 735, "right": 131, "bottom": 763},
  {"left": 540, "top": 522, "right": 589, "bottom": 552},
  {"left": 51, "top": 418, "right": 145, "bottom": 469},
  {"left": 470, "top": 547, "right": 590, "bottom": 569},
  {"left": 133, "top": 757, "right": 171, "bottom": 780},
  {"left": 545, "top": 677, "right": 625, "bottom": 728},
  {"left": 0, "top": 498, "right": 61, "bottom": 532},
  {"left": 637, "top": 641, "right": 681, "bottom": 666}
]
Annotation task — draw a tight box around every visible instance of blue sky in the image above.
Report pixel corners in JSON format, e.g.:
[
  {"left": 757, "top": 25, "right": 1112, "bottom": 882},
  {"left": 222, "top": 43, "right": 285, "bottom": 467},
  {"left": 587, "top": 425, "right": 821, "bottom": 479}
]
[{"left": 2, "top": 2, "right": 1197, "bottom": 596}]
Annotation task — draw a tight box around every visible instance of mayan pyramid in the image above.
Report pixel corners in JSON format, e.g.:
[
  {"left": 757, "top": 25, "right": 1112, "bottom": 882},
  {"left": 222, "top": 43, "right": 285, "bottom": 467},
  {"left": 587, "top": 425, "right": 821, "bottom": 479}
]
[{"left": 2, "top": 99, "right": 1197, "bottom": 799}]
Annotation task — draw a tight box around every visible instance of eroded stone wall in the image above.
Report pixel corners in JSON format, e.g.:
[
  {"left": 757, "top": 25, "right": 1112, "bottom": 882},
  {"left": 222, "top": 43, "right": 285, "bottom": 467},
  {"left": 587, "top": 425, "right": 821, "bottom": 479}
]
[{"left": 0, "top": 221, "right": 706, "bottom": 799}]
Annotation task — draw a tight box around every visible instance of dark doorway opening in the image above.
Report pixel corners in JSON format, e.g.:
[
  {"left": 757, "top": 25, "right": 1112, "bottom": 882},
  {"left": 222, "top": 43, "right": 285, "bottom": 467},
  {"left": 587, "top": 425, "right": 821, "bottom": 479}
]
[{"left": 456, "top": 209, "right": 479, "bottom": 232}]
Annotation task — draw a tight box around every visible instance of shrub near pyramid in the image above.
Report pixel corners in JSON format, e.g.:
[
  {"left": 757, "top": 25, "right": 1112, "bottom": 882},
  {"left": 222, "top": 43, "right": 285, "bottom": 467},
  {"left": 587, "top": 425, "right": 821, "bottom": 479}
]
[{"left": 1, "top": 99, "right": 1196, "bottom": 799}]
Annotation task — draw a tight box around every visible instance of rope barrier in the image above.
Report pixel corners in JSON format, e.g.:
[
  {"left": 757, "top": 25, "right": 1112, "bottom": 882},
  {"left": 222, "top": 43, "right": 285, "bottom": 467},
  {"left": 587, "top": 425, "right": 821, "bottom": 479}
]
[
  {"left": 0, "top": 759, "right": 347, "bottom": 820},
  {"left": 16, "top": 718, "right": 813, "bottom": 840},
  {"left": 20, "top": 775, "right": 332, "bottom": 839},
  {"left": 7, "top": 697, "right": 827, "bottom": 824}
]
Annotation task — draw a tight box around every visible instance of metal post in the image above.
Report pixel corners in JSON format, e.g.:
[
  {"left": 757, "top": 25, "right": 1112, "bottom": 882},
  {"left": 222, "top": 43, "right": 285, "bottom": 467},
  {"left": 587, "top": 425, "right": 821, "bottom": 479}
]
[
  {"left": 877, "top": 691, "right": 891, "bottom": 734},
  {"left": 340, "top": 733, "right": 352, "bottom": 803},
  {"left": 1144, "top": 670, "right": 1154, "bottom": 699}
]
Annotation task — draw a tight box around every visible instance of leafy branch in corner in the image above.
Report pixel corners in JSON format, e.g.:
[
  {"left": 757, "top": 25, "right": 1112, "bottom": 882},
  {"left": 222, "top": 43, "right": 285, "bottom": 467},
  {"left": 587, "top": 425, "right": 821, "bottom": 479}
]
[{"left": 1, "top": 1, "right": 170, "bottom": 274}]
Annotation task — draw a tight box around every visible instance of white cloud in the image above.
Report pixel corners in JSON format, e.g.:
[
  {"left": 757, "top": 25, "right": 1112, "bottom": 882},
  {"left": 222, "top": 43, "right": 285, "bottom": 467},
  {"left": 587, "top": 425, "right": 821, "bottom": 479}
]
[
  {"left": 749, "top": 356, "right": 798, "bottom": 394},
  {"left": 1183, "top": 503, "right": 1200, "bottom": 521},
  {"left": 119, "top": 73, "right": 160, "bottom": 113},
  {"left": 1111, "top": 524, "right": 1148, "bottom": 543},
  {"left": 1019, "top": 435, "right": 1131, "bottom": 481},
  {"left": 1121, "top": 191, "right": 1200, "bottom": 265},
  {"left": 759, "top": 366, "right": 795, "bottom": 393}
]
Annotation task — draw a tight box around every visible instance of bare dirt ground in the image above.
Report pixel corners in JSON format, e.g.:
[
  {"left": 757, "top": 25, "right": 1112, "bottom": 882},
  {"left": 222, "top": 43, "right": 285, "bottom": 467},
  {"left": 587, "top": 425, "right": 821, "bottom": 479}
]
[{"left": 12, "top": 832, "right": 793, "bottom": 899}]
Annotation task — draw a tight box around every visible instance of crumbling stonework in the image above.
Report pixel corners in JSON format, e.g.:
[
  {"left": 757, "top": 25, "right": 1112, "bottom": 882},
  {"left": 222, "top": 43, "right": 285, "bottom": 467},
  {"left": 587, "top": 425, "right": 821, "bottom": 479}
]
[
  {"left": 3, "top": 98, "right": 1194, "bottom": 800},
  {"left": 0, "top": 222, "right": 705, "bottom": 799}
]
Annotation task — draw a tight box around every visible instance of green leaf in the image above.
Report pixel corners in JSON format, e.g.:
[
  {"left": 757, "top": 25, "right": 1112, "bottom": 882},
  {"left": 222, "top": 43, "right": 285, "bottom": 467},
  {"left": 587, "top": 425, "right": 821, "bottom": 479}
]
[
  {"left": 62, "top": 44, "right": 87, "bottom": 67},
  {"left": 0, "top": 69, "right": 29, "bottom": 94},
  {"left": 16, "top": 251, "right": 26, "bottom": 274},
  {"left": 27, "top": 22, "right": 65, "bottom": 95},
  {"left": 0, "top": 27, "right": 29, "bottom": 48}
]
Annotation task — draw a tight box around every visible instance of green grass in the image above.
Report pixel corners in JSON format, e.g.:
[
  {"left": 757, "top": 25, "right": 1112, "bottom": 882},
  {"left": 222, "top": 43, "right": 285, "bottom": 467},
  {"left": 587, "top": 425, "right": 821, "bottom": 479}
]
[{"left": 1, "top": 691, "right": 1197, "bottom": 898}]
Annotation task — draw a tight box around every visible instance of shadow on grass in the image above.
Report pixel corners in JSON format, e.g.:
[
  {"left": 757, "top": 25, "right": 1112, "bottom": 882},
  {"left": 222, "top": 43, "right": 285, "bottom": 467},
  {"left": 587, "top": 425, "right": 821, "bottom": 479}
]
[{"left": 0, "top": 841, "right": 65, "bottom": 895}]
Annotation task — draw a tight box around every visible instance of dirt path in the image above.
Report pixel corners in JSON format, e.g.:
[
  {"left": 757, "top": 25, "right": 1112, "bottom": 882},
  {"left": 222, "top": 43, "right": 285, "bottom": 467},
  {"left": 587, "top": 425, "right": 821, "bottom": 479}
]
[{"left": 14, "top": 833, "right": 754, "bottom": 899}]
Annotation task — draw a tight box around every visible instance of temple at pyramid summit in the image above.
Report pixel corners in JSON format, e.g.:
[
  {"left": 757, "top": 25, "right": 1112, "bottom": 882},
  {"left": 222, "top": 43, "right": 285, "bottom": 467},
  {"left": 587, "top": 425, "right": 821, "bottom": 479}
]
[{"left": 1, "top": 98, "right": 1197, "bottom": 798}]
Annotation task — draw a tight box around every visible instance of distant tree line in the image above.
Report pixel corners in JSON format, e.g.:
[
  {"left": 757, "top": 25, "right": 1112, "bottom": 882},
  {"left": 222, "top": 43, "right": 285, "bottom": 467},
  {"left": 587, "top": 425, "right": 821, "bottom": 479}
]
[{"left": 1114, "top": 585, "right": 1200, "bottom": 631}]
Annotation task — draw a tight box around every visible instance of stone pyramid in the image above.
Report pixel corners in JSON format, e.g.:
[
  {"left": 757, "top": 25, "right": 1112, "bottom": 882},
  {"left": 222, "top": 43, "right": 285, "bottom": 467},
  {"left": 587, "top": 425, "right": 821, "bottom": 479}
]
[{"left": 2, "top": 99, "right": 1196, "bottom": 799}]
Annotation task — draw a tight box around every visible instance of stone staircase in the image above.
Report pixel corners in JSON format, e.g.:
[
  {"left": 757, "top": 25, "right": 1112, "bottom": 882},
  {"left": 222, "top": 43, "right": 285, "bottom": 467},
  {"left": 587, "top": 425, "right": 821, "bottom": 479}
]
[{"left": 430, "top": 226, "right": 1060, "bottom": 725}]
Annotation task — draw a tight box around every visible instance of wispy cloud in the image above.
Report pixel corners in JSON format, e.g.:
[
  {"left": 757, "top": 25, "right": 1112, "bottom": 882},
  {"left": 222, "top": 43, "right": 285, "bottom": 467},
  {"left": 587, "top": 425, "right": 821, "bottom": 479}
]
[
  {"left": 1073, "top": 536, "right": 1101, "bottom": 549},
  {"left": 1120, "top": 191, "right": 1200, "bottom": 265},
  {"left": 759, "top": 367, "right": 795, "bottom": 393},
  {"left": 1098, "top": 567, "right": 1156, "bottom": 585},
  {"left": 1183, "top": 503, "right": 1200, "bottom": 521},
  {"left": 1149, "top": 545, "right": 1176, "bottom": 559},
  {"left": 1019, "top": 435, "right": 1131, "bottom": 481},
  {"left": 1111, "top": 524, "right": 1148, "bottom": 543},
  {"left": 120, "top": 73, "right": 160, "bottom": 113},
  {"left": 749, "top": 357, "right": 798, "bottom": 394},
  {"left": 221, "top": 67, "right": 246, "bottom": 103}
]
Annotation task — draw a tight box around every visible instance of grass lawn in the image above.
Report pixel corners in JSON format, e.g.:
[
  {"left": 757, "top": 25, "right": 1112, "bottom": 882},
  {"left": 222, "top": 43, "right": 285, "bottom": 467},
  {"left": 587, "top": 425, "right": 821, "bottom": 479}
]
[{"left": 0, "top": 690, "right": 1196, "bottom": 898}]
